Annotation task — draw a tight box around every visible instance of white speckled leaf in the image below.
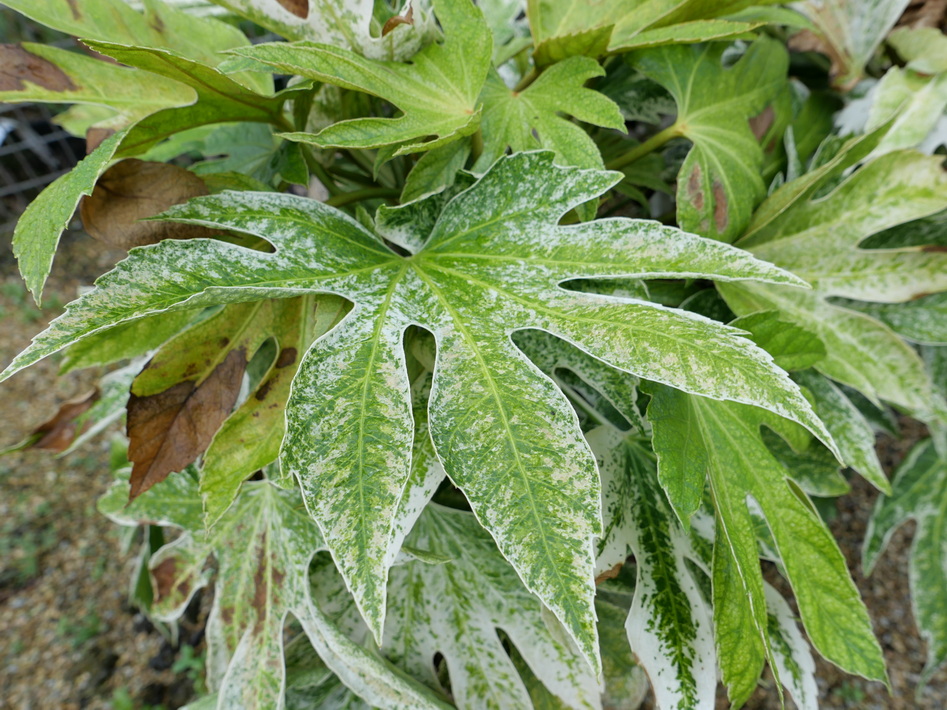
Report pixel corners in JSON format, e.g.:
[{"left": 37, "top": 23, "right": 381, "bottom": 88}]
[
  {"left": 98, "top": 464, "right": 203, "bottom": 531},
  {"left": 140, "top": 482, "right": 449, "bottom": 710},
  {"left": 647, "top": 384, "right": 887, "bottom": 691},
  {"left": 230, "top": 0, "right": 491, "bottom": 157},
  {"left": 864, "top": 438, "right": 947, "bottom": 686},
  {"left": 791, "top": 0, "right": 911, "bottom": 89},
  {"left": 631, "top": 39, "right": 789, "bottom": 243},
  {"left": 384, "top": 504, "right": 601, "bottom": 709},
  {"left": 834, "top": 293, "right": 947, "bottom": 345},
  {"left": 795, "top": 370, "right": 890, "bottom": 494},
  {"left": 764, "top": 583, "right": 819, "bottom": 710},
  {"left": 724, "top": 149, "right": 947, "bottom": 416},
  {"left": 205, "top": 0, "right": 436, "bottom": 60},
  {"left": 514, "top": 329, "right": 643, "bottom": 432},
  {"left": 588, "top": 426, "right": 716, "bottom": 710},
  {"left": 1, "top": 151, "right": 829, "bottom": 673}
]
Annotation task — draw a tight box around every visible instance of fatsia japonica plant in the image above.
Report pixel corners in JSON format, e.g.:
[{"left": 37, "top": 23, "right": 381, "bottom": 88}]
[{"left": 2, "top": 0, "right": 947, "bottom": 707}]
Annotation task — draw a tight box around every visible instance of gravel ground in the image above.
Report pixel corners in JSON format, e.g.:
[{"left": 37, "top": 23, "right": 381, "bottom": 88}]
[
  {"left": 1, "top": 233, "right": 946, "bottom": 709},
  {"left": 0, "top": 232, "right": 202, "bottom": 710}
]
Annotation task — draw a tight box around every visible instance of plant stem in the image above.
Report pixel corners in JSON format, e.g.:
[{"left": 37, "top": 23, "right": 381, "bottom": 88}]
[
  {"left": 514, "top": 66, "right": 538, "bottom": 93},
  {"left": 605, "top": 123, "right": 683, "bottom": 171},
  {"left": 325, "top": 187, "right": 400, "bottom": 208},
  {"left": 470, "top": 128, "right": 484, "bottom": 164},
  {"left": 301, "top": 147, "right": 343, "bottom": 196}
]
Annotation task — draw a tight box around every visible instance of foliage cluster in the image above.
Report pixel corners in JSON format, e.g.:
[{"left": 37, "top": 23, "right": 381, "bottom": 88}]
[{"left": 2, "top": 0, "right": 947, "bottom": 708}]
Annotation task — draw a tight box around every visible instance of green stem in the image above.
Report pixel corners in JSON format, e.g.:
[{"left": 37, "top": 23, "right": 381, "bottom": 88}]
[
  {"left": 325, "top": 187, "right": 399, "bottom": 208},
  {"left": 470, "top": 128, "right": 484, "bottom": 164},
  {"left": 605, "top": 123, "right": 683, "bottom": 171},
  {"left": 514, "top": 66, "right": 538, "bottom": 93},
  {"left": 303, "top": 148, "right": 343, "bottom": 197}
]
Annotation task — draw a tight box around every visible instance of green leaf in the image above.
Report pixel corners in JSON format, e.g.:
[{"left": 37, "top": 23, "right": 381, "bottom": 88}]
[
  {"left": 12, "top": 129, "right": 128, "bottom": 303},
  {"left": 1, "top": 152, "right": 831, "bottom": 671},
  {"left": 381, "top": 505, "right": 600, "bottom": 708},
  {"left": 231, "top": 0, "right": 492, "bottom": 157},
  {"left": 205, "top": 0, "right": 436, "bottom": 60},
  {"left": 400, "top": 141, "right": 471, "bottom": 203},
  {"left": 99, "top": 465, "right": 204, "bottom": 531},
  {"left": 137, "top": 482, "right": 449, "bottom": 709},
  {"left": 589, "top": 427, "right": 717, "bottom": 710},
  {"left": 791, "top": 0, "right": 911, "bottom": 90},
  {"left": 729, "top": 310, "right": 825, "bottom": 371},
  {"left": 527, "top": 0, "right": 769, "bottom": 61},
  {"left": 647, "top": 384, "right": 888, "bottom": 687},
  {"left": 475, "top": 57, "right": 625, "bottom": 172},
  {"left": 834, "top": 293, "right": 947, "bottom": 345},
  {"left": 0, "top": 42, "right": 190, "bottom": 129},
  {"left": 0, "top": 0, "right": 254, "bottom": 70},
  {"left": 191, "top": 123, "right": 309, "bottom": 187},
  {"left": 60, "top": 308, "right": 199, "bottom": 373},
  {"left": 201, "top": 296, "right": 349, "bottom": 526},
  {"left": 723, "top": 149, "right": 947, "bottom": 415},
  {"left": 83, "top": 41, "right": 286, "bottom": 157},
  {"left": 865, "top": 438, "right": 947, "bottom": 685},
  {"left": 631, "top": 39, "right": 789, "bottom": 242},
  {"left": 794, "top": 371, "right": 890, "bottom": 494}
]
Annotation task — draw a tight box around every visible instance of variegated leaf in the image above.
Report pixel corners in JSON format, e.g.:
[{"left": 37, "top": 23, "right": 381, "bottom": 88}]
[
  {"left": 205, "top": 0, "right": 436, "bottom": 60},
  {"left": 723, "top": 149, "right": 947, "bottom": 416},
  {"left": 231, "top": 0, "right": 491, "bottom": 158},
  {"left": 764, "top": 583, "right": 818, "bottom": 710},
  {"left": 791, "top": 0, "right": 911, "bottom": 90},
  {"left": 1, "top": 151, "right": 831, "bottom": 672},
  {"left": 646, "top": 383, "right": 887, "bottom": 696},
  {"left": 630, "top": 38, "right": 789, "bottom": 243},
  {"left": 795, "top": 370, "right": 890, "bottom": 494},
  {"left": 383, "top": 505, "right": 601, "bottom": 709},
  {"left": 121, "top": 480, "right": 449, "bottom": 710},
  {"left": 589, "top": 426, "right": 716, "bottom": 710},
  {"left": 865, "top": 438, "right": 947, "bottom": 686}
]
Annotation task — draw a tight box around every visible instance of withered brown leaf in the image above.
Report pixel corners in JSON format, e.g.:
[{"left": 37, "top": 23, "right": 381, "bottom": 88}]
[
  {"left": 0, "top": 44, "right": 77, "bottom": 92},
  {"left": 127, "top": 349, "right": 246, "bottom": 500},
  {"left": 80, "top": 159, "right": 214, "bottom": 250},
  {"left": 4, "top": 388, "right": 100, "bottom": 454}
]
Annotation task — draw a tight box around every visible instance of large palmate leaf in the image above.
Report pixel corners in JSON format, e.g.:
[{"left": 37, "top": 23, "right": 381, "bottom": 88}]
[
  {"left": 102, "top": 475, "right": 448, "bottom": 709},
  {"left": 0, "top": 151, "right": 831, "bottom": 671},
  {"left": 630, "top": 38, "right": 788, "bottom": 242},
  {"left": 231, "top": 0, "right": 491, "bottom": 157},
  {"left": 791, "top": 0, "right": 911, "bottom": 90},
  {"left": 721, "top": 149, "right": 947, "bottom": 415},
  {"left": 865, "top": 439, "right": 947, "bottom": 686},
  {"left": 526, "top": 0, "right": 768, "bottom": 63},
  {"left": 205, "top": 0, "right": 435, "bottom": 60},
  {"left": 475, "top": 57, "right": 624, "bottom": 173},
  {"left": 381, "top": 505, "right": 601, "bottom": 709},
  {"left": 646, "top": 383, "right": 887, "bottom": 700},
  {"left": 589, "top": 427, "right": 716, "bottom": 710}
]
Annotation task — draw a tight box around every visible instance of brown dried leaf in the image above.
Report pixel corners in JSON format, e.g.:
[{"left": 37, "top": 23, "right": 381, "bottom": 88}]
[
  {"left": 80, "top": 159, "right": 214, "bottom": 250},
  {"left": 277, "top": 0, "right": 309, "bottom": 19},
  {"left": 0, "top": 44, "right": 77, "bottom": 92},
  {"left": 383, "top": 6, "right": 415, "bottom": 36},
  {"left": 127, "top": 349, "right": 246, "bottom": 500},
  {"left": 13, "top": 388, "right": 100, "bottom": 453}
]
